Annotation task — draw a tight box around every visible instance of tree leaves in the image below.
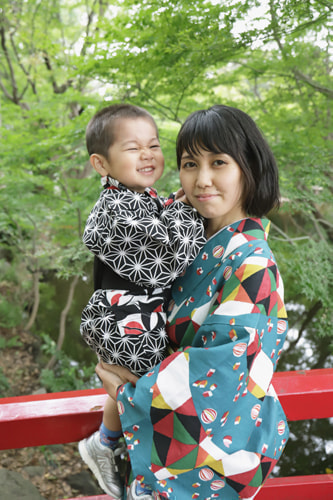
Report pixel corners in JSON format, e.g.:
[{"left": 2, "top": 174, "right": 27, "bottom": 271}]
[{"left": 0, "top": 0, "right": 332, "bottom": 353}]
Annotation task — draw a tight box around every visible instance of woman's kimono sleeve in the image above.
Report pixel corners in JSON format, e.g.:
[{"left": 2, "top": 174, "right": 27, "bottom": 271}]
[
  {"left": 83, "top": 189, "right": 206, "bottom": 288},
  {"left": 117, "top": 235, "right": 289, "bottom": 499}
]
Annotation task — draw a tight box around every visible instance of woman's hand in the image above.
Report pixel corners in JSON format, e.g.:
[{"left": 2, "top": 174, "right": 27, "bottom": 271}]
[{"left": 95, "top": 361, "right": 139, "bottom": 401}]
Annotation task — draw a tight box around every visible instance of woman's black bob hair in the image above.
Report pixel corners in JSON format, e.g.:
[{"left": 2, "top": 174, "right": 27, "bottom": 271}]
[{"left": 176, "top": 105, "right": 280, "bottom": 217}]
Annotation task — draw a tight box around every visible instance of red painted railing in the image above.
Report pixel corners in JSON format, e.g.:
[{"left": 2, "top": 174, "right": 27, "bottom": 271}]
[{"left": 1, "top": 369, "right": 332, "bottom": 499}]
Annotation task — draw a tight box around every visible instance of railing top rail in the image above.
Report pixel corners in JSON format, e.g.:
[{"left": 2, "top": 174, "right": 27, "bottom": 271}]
[
  {"left": 0, "top": 369, "right": 332, "bottom": 498},
  {"left": 0, "top": 368, "right": 332, "bottom": 450}
]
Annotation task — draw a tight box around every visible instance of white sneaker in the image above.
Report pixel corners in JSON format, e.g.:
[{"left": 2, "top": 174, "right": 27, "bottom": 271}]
[
  {"left": 127, "top": 479, "right": 155, "bottom": 499},
  {"left": 78, "top": 430, "right": 125, "bottom": 499}
]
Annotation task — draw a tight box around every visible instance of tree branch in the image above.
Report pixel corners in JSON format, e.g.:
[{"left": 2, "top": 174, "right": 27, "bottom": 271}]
[
  {"left": 80, "top": 0, "right": 99, "bottom": 57},
  {"left": 283, "top": 300, "right": 322, "bottom": 356},
  {"left": 9, "top": 30, "right": 37, "bottom": 94},
  {"left": 0, "top": 75, "right": 13, "bottom": 100},
  {"left": 268, "top": 0, "right": 285, "bottom": 54},
  {"left": 293, "top": 68, "right": 333, "bottom": 99},
  {"left": 45, "top": 275, "right": 79, "bottom": 370},
  {"left": 43, "top": 52, "right": 73, "bottom": 94},
  {"left": 133, "top": 83, "right": 183, "bottom": 123},
  {"left": 315, "top": 0, "right": 333, "bottom": 11},
  {"left": 310, "top": 205, "right": 333, "bottom": 243},
  {"left": 0, "top": 25, "right": 19, "bottom": 103},
  {"left": 24, "top": 270, "right": 41, "bottom": 331},
  {"left": 268, "top": 0, "right": 332, "bottom": 99}
]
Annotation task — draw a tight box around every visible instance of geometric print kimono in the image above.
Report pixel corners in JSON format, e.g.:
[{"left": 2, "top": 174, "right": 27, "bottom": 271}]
[
  {"left": 117, "top": 218, "right": 289, "bottom": 498},
  {"left": 80, "top": 176, "right": 206, "bottom": 376}
]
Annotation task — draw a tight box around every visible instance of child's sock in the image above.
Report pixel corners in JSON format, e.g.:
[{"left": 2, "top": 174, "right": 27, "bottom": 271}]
[
  {"left": 135, "top": 481, "right": 153, "bottom": 495},
  {"left": 99, "top": 422, "right": 122, "bottom": 449}
]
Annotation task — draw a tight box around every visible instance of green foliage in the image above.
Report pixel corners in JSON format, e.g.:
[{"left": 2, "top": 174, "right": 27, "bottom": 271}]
[
  {"left": 0, "top": 368, "right": 10, "bottom": 397},
  {"left": 39, "top": 334, "right": 99, "bottom": 392},
  {"left": 0, "top": 0, "right": 332, "bottom": 366},
  {"left": 0, "top": 298, "right": 23, "bottom": 328},
  {"left": 292, "top": 240, "right": 332, "bottom": 305},
  {"left": 0, "top": 335, "right": 22, "bottom": 349}
]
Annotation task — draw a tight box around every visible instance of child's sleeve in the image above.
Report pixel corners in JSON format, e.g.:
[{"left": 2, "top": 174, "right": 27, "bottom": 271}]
[{"left": 83, "top": 191, "right": 206, "bottom": 288}]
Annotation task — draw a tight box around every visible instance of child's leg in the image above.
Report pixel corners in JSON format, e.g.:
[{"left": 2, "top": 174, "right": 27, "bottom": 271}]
[
  {"left": 103, "top": 395, "right": 122, "bottom": 430},
  {"left": 78, "top": 395, "right": 124, "bottom": 498},
  {"left": 99, "top": 395, "right": 122, "bottom": 449}
]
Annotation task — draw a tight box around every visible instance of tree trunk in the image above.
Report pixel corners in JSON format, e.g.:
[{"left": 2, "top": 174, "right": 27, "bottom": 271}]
[
  {"left": 24, "top": 271, "right": 41, "bottom": 331},
  {"left": 45, "top": 275, "right": 79, "bottom": 370}
]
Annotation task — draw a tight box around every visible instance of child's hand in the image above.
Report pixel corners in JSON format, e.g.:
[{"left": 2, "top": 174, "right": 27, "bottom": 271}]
[
  {"left": 107, "top": 363, "right": 139, "bottom": 385},
  {"left": 174, "top": 188, "right": 190, "bottom": 205},
  {"left": 96, "top": 361, "right": 139, "bottom": 398}
]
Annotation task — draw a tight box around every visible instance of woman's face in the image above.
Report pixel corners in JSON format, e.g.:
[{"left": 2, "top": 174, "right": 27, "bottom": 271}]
[{"left": 179, "top": 147, "right": 246, "bottom": 237}]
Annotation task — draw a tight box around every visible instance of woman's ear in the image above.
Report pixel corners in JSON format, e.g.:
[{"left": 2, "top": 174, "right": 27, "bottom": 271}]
[{"left": 90, "top": 154, "right": 110, "bottom": 176}]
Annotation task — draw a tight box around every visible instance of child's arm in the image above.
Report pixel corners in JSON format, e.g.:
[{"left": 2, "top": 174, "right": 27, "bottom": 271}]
[{"left": 83, "top": 188, "right": 206, "bottom": 288}]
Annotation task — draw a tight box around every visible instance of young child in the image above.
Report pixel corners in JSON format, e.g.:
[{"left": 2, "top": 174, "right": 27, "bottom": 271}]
[{"left": 78, "top": 104, "right": 206, "bottom": 499}]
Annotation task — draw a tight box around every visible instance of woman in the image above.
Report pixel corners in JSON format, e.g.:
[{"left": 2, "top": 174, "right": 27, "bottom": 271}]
[{"left": 96, "top": 105, "right": 289, "bottom": 500}]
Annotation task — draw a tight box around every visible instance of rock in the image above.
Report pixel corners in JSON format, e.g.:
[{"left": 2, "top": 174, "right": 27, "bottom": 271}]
[
  {"left": 0, "top": 469, "right": 46, "bottom": 499},
  {"left": 31, "top": 387, "right": 47, "bottom": 395},
  {"left": 22, "top": 466, "right": 46, "bottom": 479},
  {"left": 66, "top": 470, "right": 103, "bottom": 495}
]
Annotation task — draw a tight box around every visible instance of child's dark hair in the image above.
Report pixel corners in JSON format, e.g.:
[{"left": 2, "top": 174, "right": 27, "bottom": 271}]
[
  {"left": 176, "top": 105, "right": 280, "bottom": 216},
  {"left": 86, "top": 104, "right": 158, "bottom": 159}
]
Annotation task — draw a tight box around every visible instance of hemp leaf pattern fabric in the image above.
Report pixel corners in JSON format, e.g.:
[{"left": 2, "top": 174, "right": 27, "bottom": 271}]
[
  {"left": 82, "top": 178, "right": 206, "bottom": 289},
  {"left": 80, "top": 177, "right": 206, "bottom": 376},
  {"left": 81, "top": 288, "right": 169, "bottom": 376}
]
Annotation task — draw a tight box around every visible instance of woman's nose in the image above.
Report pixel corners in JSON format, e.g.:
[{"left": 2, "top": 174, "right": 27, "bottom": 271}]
[{"left": 196, "top": 167, "right": 212, "bottom": 187}]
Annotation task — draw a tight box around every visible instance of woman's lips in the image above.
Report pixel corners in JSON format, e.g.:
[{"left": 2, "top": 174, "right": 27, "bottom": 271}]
[{"left": 196, "top": 193, "right": 218, "bottom": 201}]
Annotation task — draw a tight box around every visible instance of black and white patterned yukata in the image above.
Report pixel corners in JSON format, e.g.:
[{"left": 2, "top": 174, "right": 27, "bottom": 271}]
[{"left": 80, "top": 176, "right": 206, "bottom": 376}]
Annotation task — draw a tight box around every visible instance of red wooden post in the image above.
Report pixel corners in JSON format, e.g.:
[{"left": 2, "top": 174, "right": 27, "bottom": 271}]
[
  {"left": 273, "top": 368, "right": 333, "bottom": 421},
  {"left": 65, "top": 497, "right": 110, "bottom": 500},
  {"left": 256, "top": 474, "right": 333, "bottom": 499},
  {"left": 63, "top": 475, "right": 333, "bottom": 500}
]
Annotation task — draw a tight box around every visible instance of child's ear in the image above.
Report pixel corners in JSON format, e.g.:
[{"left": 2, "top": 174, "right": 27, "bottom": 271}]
[{"left": 90, "top": 154, "right": 109, "bottom": 176}]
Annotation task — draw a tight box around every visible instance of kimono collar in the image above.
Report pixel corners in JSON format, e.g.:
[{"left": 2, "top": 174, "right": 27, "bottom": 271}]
[
  {"left": 172, "top": 217, "right": 271, "bottom": 303},
  {"left": 101, "top": 175, "right": 158, "bottom": 199},
  {"left": 207, "top": 218, "right": 271, "bottom": 260},
  {"left": 217, "top": 217, "right": 270, "bottom": 243}
]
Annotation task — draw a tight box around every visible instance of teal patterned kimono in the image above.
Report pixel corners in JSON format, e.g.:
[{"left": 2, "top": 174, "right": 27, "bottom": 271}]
[{"left": 118, "top": 218, "right": 289, "bottom": 499}]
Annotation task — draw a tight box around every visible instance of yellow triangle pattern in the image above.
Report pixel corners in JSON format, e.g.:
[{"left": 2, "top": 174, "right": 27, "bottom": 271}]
[
  {"left": 238, "top": 263, "right": 265, "bottom": 282},
  {"left": 198, "top": 455, "right": 225, "bottom": 476},
  {"left": 166, "top": 466, "right": 192, "bottom": 475},
  {"left": 151, "top": 391, "right": 173, "bottom": 410}
]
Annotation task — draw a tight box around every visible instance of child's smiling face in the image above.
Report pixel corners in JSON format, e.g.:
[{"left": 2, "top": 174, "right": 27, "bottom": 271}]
[{"left": 102, "top": 117, "right": 164, "bottom": 192}]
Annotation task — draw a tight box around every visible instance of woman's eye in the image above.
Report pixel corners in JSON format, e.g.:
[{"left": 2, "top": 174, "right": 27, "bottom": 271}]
[
  {"left": 214, "top": 159, "right": 226, "bottom": 166},
  {"left": 182, "top": 161, "right": 196, "bottom": 169}
]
